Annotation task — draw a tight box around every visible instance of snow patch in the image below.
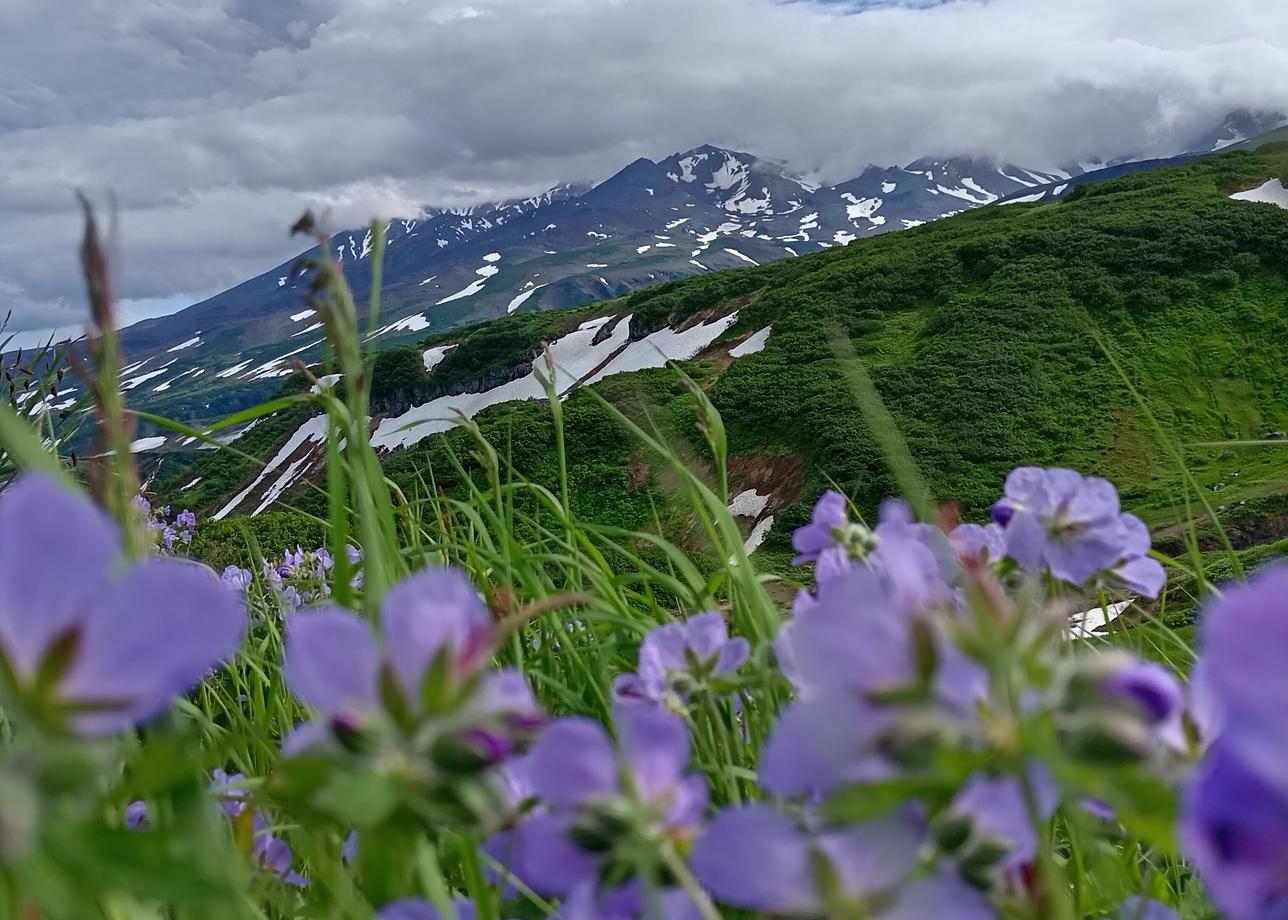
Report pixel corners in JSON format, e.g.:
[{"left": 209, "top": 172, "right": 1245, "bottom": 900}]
[
  {"left": 373, "top": 315, "right": 632, "bottom": 450},
  {"left": 214, "top": 415, "right": 330, "bottom": 520},
  {"left": 1070, "top": 599, "right": 1133, "bottom": 639},
  {"left": 507, "top": 283, "right": 548, "bottom": 314},
  {"left": 729, "top": 326, "right": 771, "bottom": 357},
  {"left": 291, "top": 309, "right": 316, "bottom": 322},
  {"left": 423, "top": 344, "right": 458, "bottom": 372},
  {"left": 723, "top": 248, "right": 759, "bottom": 266},
  {"left": 437, "top": 264, "right": 500, "bottom": 305},
  {"left": 1230, "top": 179, "right": 1288, "bottom": 209},
  {"left": 166, "top": 335, "right": 201, "bottom": 352},
  {"left": 728, "top": 488, "right": 770, "bottom": 518}
]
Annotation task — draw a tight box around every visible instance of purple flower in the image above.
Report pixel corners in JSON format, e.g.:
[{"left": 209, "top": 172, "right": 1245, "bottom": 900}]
[
  {"left": 792, "top": 490, "right": 850, "bottom": 565},
  {"left": 692, "top": 804, "right": 991, "bottom": 919},
  {"left": 283, "top": 568, "right": 538, "bottom": 756},
  {"left": 950, "top": 522, "right": 1006, "bottom": 565},
  {"left": 124, "top": 800, "right": 149, "bottom": 829},
  {"left": 760, "top": 566, "right": 986, "bottom": 796},
  {"left": 221, "top": 566, "right": 253, "bottom": 595},
  {"left": 251, "top": 812, "right": 308, "bottom": 887},
  {"left": 994, "top": 467, "right": 1164, "bottom": 596},
  {"left": 0, "top": 474, "right": 245, "bottom": 735},
  {"left": 792, "top": 493, "right": 954, "bottom": 609},
  {"left": 1101, "top": 660, "right": 1183, "bottom": 727},
  {"left": 613, "top": 612, "right": 748, "bottom": 707},
  {"left": 176, "top": 509, "right": 197, "bottom": 530},
  {"left": 1186, "top": 566, "right": 1288, "bottom": 786},
  {"left": 376, "top": 902, "right": 478, "bottom": 920},
  {"left": 1181, "top": 740, "right": 1288, "bottom": 919},
  {"left": 1115, "top": 899, "right": 1180, "bottom": 920},
  {"left": 946, "top": 764, "right": 1061, "bottom": 870},
  {"left": 1180, "top": 565, "right": 1288, "bottom": 918},
  {"left": 510, "top": 706, "right": 706, "bottom": 899}
]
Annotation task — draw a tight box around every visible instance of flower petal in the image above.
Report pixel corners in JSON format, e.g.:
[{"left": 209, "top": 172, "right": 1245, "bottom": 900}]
[
  {"left": 882, "top": 870, "right": 996, "bottom": 920},
  {"left": 617, "top": 704, "right": 690, "bottom": 800},
  {"left": 682, "top": 612, "right": 729, "bottom": 660},
  {"left": 515, "top": 813, "right": 599, "bottom": 896},
  {"left": 816, "top": 810, "right": 923, "bottom": 898},
  {"left": 759, "top": 696, "right": 890, "bottom": 797},
  {"left": 380, "top": 568, "right": 491, "bottom": 705},
  {"left": 0, "top": 474, "right": 120, "bottom": 678},
  {"left": 284, "top": 607, "right": 379, "bottom": 715},
  {"left": 61, "top": 560, "right": 245, "bottom": 734},
  {"left": 691, "top": 805, "right": 818, "bottom": 914},
  {"left": 528, "top": 717, "right": 617, "bottom": 807}
]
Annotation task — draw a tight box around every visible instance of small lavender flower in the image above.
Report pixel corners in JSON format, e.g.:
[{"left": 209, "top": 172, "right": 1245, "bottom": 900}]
[
  {"left": 613, "top": 612, "right": 748, "bottom": 709},
  {"left": 283, "top": 568, "right": 540, "bottom": 764},
  {"left": 792, "top": 493, "right": 953, "bottom": 609},
  {"left": 507, "top": 706, "right": 706, "bottom": 902},
  {"left": 692, "top": 804, "right": 992, "bottom": 919},
  {"left": 0, "top": 474, "right": 245, "bottom": 735},
  {"left": 124, "top": 801, "right": 149, "bottom": 829},
  {"left": 950, "top": 522, "right": 1006, "bottom": 565},
  {"left": 993, "top": 467, "right": 1164, "bottom": 595},
  {"left": 791, "top": 489, "right": 850, "bottom": 566},
  {"left": 221, "top": 565, "right": 253, "bottom": 595}
]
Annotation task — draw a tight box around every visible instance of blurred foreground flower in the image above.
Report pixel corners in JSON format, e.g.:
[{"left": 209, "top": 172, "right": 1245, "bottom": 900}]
[
  {"left": 1181, "top": 565, "right": 1288, "bottom": 919},
  {"left": 0, "top": 474, "right": 245, "bottom": 734},
  {"left": 283, "top": 567, "right": 541, "bottom": 772},
  {"left": 501, "top": 705, "right": 706, "bottom": 916}
]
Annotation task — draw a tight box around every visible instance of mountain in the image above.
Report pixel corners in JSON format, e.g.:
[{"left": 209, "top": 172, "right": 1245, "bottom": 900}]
[
  {"left": 158, "top": 144, "right": 1288, "bottom": 605},
  {"left": 97, "top": 145, "right": 1087, "bottom": 428},
  {"left": 31, "top": 113, "right": 1285, "bottom": 438}
]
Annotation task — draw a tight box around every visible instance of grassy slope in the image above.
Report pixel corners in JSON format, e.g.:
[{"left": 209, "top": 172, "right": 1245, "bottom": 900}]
[{"left": 162, "top": 147, "right": 1288, "bottom": 579}]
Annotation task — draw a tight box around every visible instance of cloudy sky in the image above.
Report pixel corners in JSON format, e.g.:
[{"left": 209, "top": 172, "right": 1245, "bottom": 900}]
[{"left": 2, "top": 0, "right": 1287, "bottom": 345}]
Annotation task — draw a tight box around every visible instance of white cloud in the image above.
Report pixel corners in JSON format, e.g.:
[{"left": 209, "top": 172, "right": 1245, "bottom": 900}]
[{"left": 0, "top": 0, "right": 1286, "bottom": 330}]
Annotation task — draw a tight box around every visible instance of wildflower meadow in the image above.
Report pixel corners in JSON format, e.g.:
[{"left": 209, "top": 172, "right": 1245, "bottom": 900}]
[{"left": 1, "top": 208, "right": 1286, "bottom": 920}]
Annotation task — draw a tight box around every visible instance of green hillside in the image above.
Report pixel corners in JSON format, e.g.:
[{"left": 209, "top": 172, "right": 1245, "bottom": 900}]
[{"left": 160, "top": 146, "right": 1288, "bottom": 580}]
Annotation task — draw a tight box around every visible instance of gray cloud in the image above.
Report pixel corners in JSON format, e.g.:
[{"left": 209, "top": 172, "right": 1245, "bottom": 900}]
[{"left": 2, "top": 0, "right": 1287, "bottom": 336}]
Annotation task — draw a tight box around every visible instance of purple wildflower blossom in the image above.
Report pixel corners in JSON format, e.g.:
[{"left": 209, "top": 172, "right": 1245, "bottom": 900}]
[
  {"left": 792, "top": 489, "right": 850, "bottom": 566},
  {"left": 283, "top": 568, "right": 538, "bottom": 756},
  {"left": 1180, "top": 565, "right": 1288, "bottom": 918},
  {"left": 613, "top": 611, "right": 748, "bottom": 707},
  {"left": 761, "top": 566, "right": 986, "bottom": 796},
  {"left": 946, "top": 764, "right": 1061, "bottom": 870},
  {"left": 692, "top": 804, "right": 991, "bottom": 919},
  {"left": 124, "top": 800, "right": 149, "bottom": 829},
  {"left": 950, "top": 522, "right": 1007, "bottom": 565},
  {"left": 509, "top": 706, "right": 706, "bottom": 900},
  {"left": 792, "top": 493, "right": 954, "bottom": 609},
  {"left": 994, "top": 467, "right": 1164, "bottom": 595},
  {"left": 1115, "top": 899, "right": 1180, "bottom": 920},
  {"left": 1181, "top": 740, "right": 1288, "bottom": 920},
  {"left": 0, "top": 474, "right": 245, "bottom": 735}
]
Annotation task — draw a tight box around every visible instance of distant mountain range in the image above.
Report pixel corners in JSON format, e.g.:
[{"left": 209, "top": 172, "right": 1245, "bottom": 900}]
[{"left": 30, "top": 110, "right": 1285, "bottom": 429}]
